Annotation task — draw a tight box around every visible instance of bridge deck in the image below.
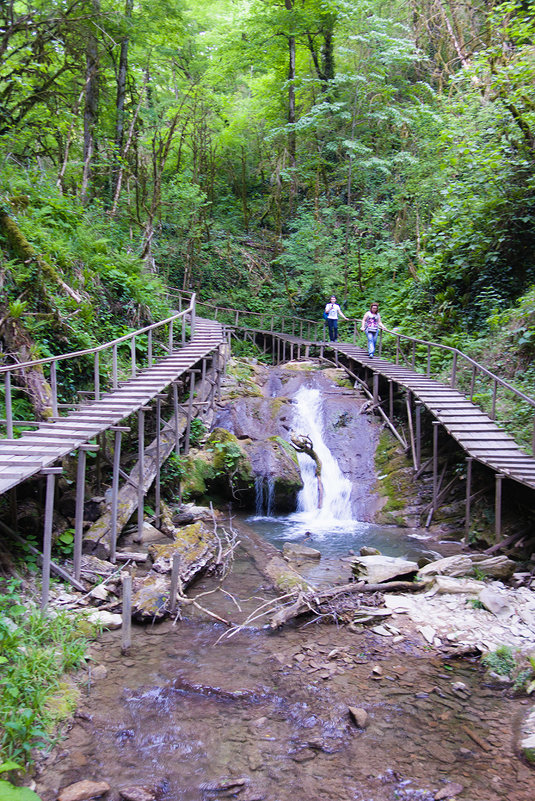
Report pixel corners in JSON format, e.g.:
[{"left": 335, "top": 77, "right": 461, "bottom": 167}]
[{"left": 0, "top": 318, "right": 224, "bottom": 495}]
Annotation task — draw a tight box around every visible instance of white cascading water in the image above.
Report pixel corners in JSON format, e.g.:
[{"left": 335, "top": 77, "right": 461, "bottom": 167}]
[{"left": 291, "top": 386, "right": 353, "bottom": 526}]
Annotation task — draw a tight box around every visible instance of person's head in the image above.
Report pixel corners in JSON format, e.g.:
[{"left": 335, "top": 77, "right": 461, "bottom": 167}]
[
  {"left": 330, "top": 296, "right": 336, "bottom": 303},
  {"left": 370, "top": 302, "right": 379, "bottom": 313}
]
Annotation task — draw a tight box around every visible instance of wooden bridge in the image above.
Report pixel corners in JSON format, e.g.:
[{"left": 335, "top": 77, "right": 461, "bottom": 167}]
[{"left": 2, "top": 292, "right": 535, "bottom": 606}]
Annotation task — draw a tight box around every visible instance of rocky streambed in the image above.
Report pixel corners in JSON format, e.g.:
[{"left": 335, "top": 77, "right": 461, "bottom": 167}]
[
  {"left": 31, "top": 358, "right": 535, "bottom": 801},
  {"left": 35, "top": 542, "right": 535, "bottom": 801}
]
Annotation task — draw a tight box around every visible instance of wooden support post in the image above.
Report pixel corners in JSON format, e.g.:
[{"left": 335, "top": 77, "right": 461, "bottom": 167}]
[
  {"left": 200, "top": 358, "right": 207, "bottom": 404},
  {"left": 406, "top": 392, "right": 417, "bottom": 471},
  {"left": 216, "top": 347, "right": 222, "bottom": 401},
  {"left": 465, "top": 457, "right": 473, "bottom": 542},
  {"left": 415, "top": 402, "right": 422, "bottom": 471},
  {"left": 389, "top": 380, "right": 394, "bottom": 421},
  {"left": 373, "top": 373, "right": 379, "bottom": 405},
  {"left": 335, "top": 347, "right": 339, "bottom": 367},
  {"left": 109, "top": 426, "right": 129, "bottom": 563},
  {"left": 170, "top": 553, "right": 181, "bottom": 614},
  {"left": 148, "top": 329, "right": 153, "bottom": 368},
  {"left": 184, "top": 370, "right": 195, "bottom": 454},
  {"left": 451, "top": 351, "right": 457, "bottom": 388},
  {"left": 155, "top": 396, "right": 163, "bottom": 527},
  {"left": 495, "top": 473, "right": 504, "bottom": 542},
  {"left": 121, "top": 574, "right": 132, "bottom": 653},
  {"left": 40, "top": 467, "right": 62, "bottom": 611},
  {"left": 173, "top": 384, "right": 180, "bottom": 456},
  {"left": 74, "top": 444, "right": 99, "bottom": 582},
  {"left": 432, "top": 421, "right": 440, "bottom": 510},
  {"left": 135, "top": 408, "right": 146, "bottom": 543}
]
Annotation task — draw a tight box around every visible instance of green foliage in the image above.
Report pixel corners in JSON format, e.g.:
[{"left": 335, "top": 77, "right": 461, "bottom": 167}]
[
  {"left": 189, "top": 417, "right": 207, "bottom": 448},
  {"left": 0, "top": 578, "right": 93, "bottom": 766},
  {"left": 481, "top": 645, "right": 516, "bottom": 677}
]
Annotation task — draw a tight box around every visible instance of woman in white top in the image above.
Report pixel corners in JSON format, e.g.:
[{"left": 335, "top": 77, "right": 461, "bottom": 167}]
[
  {"left": 360, "top": 302, "right": 384, "bottom": 357},
  {"left": 324, "top": 295, "right": 348, "bottom": 342}
]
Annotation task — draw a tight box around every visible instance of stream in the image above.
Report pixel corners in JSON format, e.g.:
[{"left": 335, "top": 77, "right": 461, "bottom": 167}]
[{"left": 35, "top": 368, "right": 535, "bottom": 801}]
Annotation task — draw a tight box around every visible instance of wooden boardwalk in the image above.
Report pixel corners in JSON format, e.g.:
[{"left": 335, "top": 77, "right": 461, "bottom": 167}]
[{"left": 0, "top": 317, "right": 225, "bottom": 496}]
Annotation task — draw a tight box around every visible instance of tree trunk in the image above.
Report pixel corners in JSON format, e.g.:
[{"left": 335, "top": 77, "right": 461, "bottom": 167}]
[
  {"left": 81, "top": 0, "right": 100, "bottom": 204},
  {"left": 112, "top": 0, "right": 134, "bottom": 198}
]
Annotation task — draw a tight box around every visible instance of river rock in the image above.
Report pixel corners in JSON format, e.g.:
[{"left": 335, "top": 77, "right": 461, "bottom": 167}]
[
  {"left": 119, "top": 786, "right": 157, "bottom": 801},
  {"left": 469, "top": 554, "right": 516, "bottom": 579},
  {"left": 479, "top": 587, "right": 512, "bottom": 617},
  {"left": 139, "top": 522, "right": 165, "bottom": 543},
  {"left": 360, "top": 546, "right": 381, "bottom": 556},
  {"left": 434, "top": 783, "right": 464, "bottom": 800},
  {"left": 282, "top": 542, "right": 321, "bottom": 561},
  {"left": 418, "top": 555, "right": 474, "bottom": 580},
  {"left": 350, "top": 555, "right": 418, "bottom": 584},
  {"left": 57, "top": 780, "right": 110, "bottom": 801},
  {"left": 428, "top": 576, "right": 486, "bottom": 594},
  {"left": 87, "top": 610, "right": 122, "bottom": 629},
  {"left": 349, "top": 707, "right": 368, "bottom": 728}
]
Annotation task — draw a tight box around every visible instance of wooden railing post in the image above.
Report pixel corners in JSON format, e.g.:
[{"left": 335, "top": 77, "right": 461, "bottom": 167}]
[
  {"left": 113, "top": 343, "right": 118, "bottom": 389},
  {"left": 426, "top": 345, "right": 431, "bottom": 377},
  {"left": 94, "top": 352, "right": 100, "bottom": 401},
  {"left": 50, "top": 361, "right": 58, "bottom": 418},
  {"left": 5, "top": 372, "right": 13, "bottom": 439},
  {"left": 451, "top": 351, "right": 458, "bottom": 388},
  {"left": 131, "top": 336, "right": 136, "bottom": 378}
]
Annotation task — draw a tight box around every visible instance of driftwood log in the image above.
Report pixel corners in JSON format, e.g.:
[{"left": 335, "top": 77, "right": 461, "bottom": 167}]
[
  {"left": 291, "top": 433, "right": 324, "bottom": 508},
  {"left": 269, "top": 579, "right": 423, "bottom": 629}
]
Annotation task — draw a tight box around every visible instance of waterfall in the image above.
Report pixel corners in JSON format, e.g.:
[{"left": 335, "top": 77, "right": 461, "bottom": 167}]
[
  {"left": 292, "top": 386, "right": 353, "bottom": 523},
  {"left": 254, "top": 475, "right": 276, "bottom": 517}
]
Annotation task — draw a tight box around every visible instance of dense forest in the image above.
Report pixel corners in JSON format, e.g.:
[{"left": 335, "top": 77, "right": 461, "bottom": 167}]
[{"left": 1, "top": 0, "right": 535, "bottom": 396}]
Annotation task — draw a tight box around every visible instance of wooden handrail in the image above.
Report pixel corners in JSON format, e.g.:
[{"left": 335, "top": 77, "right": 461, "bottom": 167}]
[{"left": 1, "top": 290, "right": 196, "bottom": 435}]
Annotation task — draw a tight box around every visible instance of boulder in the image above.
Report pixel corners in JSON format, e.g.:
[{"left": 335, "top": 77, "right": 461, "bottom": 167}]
[
  {"left": 349, "top": 707, "right": 368, "bottom": 728},
  {"left": 58, "top": 780, "right": 110, "bottom": 801},
  {"left": 427, "top": 576, "right": 486, "bottom": 594},
  {"left": 349, "top": 555, "right": 418, "bottom": 584},
  {"left": 87, "top": 610, "right": 122, "bottom": 630},
  {"left": 469, "top": 555, "right": 516, "bottom": 580},
  {"left": 282, "top": 542, "right": 321, "bottom": 561},
  {"left": 418, "top": 555, "right": 473, "bottom": 580},
  {"left": 479, "top": 587, "right": 512, "bottom": 618},
  {"left": 360, "top": 546, "right": 381, "bottom": 556}
]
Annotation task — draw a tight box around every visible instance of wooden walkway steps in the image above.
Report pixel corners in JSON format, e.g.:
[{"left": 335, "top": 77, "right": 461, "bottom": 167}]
[{"left": 0, "top": 317, "right": 224, "bottom": 496}]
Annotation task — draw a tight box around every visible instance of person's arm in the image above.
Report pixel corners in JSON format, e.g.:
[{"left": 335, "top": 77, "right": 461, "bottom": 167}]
[
  {"left": 378, "top": 313, "right": 385, "bottom": 329},
  {"left": 340, "top": 307, "right": 349, "bottom": 320},
  {"left": 360, "top": 312, "right": 368, "bottom": 331}
]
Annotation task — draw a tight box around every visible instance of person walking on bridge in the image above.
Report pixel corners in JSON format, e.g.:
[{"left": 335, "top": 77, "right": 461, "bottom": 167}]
[
  {"left": 361, "top": 302, "right": 384, "bottom": 357},
  {"left": 324, "top": 295, "right": 348, "bottom": 342}
]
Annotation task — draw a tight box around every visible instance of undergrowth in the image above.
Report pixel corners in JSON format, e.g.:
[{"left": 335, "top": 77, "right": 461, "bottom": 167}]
[{"left": 0, "top": 577, "right": 94, "bottom": 769}]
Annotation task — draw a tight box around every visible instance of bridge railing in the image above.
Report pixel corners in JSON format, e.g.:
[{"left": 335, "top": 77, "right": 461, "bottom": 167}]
[
  {"left": 0, "top": 290, "right": 196, "bottom": 438},
  {"left": 194, "top": 300, "right": 325, "bottom": 342},
  {"left": 378, "top": 327, "right": 535, "bottom": 453}
]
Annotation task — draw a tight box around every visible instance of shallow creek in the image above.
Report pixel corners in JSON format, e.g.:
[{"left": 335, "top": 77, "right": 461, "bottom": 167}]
[
  {"left": 36, "top": 546, "right": 535, "bottom": 801},
  {"left": 35, "top": 367, "right": 535, "bottom": 800}
]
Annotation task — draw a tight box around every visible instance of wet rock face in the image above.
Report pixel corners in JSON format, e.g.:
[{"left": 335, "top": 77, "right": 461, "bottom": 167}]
[{"left": 211, "top": 361, "right": 381, "bottom": 518}]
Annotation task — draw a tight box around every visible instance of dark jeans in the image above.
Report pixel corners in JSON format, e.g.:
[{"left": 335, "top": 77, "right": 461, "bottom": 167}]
[{"left": 327, "top": 318, "right": 338, "bottom": 341}]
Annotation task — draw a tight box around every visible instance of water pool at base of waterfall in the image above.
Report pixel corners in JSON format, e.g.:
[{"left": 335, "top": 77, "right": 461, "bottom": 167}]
[{"left": 244, "top": 513, "right": 438, "bottom": 563}]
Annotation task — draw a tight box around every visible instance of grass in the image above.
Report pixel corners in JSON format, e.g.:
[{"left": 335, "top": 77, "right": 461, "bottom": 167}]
[{"left": 0, "top": 577, "right": 95, "bottom": 768}]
